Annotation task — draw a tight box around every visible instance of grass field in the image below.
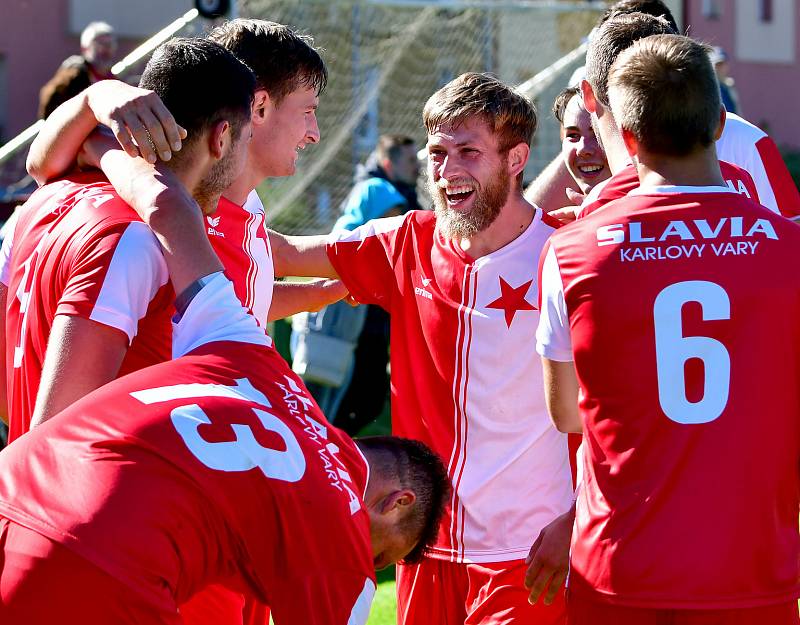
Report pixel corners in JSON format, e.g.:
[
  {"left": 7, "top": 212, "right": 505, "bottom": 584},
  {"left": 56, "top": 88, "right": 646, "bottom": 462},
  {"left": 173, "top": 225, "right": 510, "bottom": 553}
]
[{"left": 366, "top": 568, "right": 397, "bottom": 625}]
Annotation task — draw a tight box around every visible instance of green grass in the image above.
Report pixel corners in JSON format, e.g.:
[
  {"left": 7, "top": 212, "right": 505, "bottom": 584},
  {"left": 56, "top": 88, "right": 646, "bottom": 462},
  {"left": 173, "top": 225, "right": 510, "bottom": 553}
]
[{"left": 367, "top": 567, "right": 397, "bottom": 625}]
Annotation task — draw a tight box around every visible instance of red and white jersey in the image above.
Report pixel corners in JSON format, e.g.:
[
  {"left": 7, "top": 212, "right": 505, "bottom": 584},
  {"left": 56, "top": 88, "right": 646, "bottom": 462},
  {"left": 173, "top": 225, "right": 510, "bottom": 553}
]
[
  {"left": 537, "top": 186, "right": 800, "bottom": 608},
  {"left": 327, "top": 210, "right": 574, "bottom": 563},
  {"left": 578, "top": 160, "right": 759, "bottom": 219},
  {"left": 208, "top": 190, "right": 274, "bottom": 327},
  {"left": 718, "top": 112, "right": 800, "bottom": 218},
  {"left": 0, "top": 274, "right": 376, "bottom": 625},
  {"left": 0, "top": 172, "right": 171, "bottom": 441}
]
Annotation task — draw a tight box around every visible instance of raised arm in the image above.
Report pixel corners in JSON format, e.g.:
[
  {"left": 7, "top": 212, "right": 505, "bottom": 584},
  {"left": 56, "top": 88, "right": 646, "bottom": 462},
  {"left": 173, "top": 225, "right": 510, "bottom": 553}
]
[
  {"left": 269, "top": 230, "right": 339, "bottom": 279},
  {"left": 27, "top": 80, "right": 185, "bottom": 186},
  {"left": 95, "top": 144, "right": 221, "bottom": 295}
]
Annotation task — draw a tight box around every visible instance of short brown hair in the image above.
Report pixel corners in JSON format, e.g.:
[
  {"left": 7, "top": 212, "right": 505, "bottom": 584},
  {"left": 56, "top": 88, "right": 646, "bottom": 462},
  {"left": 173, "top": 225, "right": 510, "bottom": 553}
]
[
  {"left": 586, "top": 12, "right": 676, "bottom": 106},
  {"left": 552, "top": 86, "right": 581, "bottom": 126},
  {"left": 376, "top": 134, "right": 415, "bottom": 164},
  {"left": 599, "top": 0, "right": 679, "bottom": 32},
  {"left": 608, "top": 34, "right": 721, "bottom": 156},
  {"left": 209, "top": 19, "right": 327, "bottom": 105},
  {"left": 423, "top": 72, "right": 537, "bottom": 153}
]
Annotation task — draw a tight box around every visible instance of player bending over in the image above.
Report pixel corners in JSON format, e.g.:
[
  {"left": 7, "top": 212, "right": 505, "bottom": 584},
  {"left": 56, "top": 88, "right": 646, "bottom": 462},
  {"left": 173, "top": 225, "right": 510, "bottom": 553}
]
[{"left": 0, "top": 138, "right": 449, "bottom": 625}]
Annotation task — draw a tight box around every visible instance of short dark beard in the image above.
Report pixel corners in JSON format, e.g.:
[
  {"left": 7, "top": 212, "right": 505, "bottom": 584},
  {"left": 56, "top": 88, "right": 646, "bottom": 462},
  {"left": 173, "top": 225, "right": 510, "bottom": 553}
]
[
  {"left": 429, "top": 165, "right": 510, "bottom": 240},
  {"left": 193, "top": 137, "right": 243, "bottom": 210}
]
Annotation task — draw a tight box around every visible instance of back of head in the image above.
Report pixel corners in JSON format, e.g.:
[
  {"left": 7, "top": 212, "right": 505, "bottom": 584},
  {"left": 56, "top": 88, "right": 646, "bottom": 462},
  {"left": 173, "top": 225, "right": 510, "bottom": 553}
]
[
  {"left": 586, "top": 11, "right": 677, "bottom": 106},
  {"left": 139, "top": 38, "right": 255, "bottom": 164},
  {"left": 423, "top": 72, "right": 537, "bottom": 153},
  {"left": 357, "top": 436, "right": 450, "bottom": 563},
  {"left": 599, "top": 0, "right": 679, "bottom": 32},
  {"left": 608, "top": 34, "right": 721, "bottom": 157},
  {"left": 209, "top": 18, "right": 327, "bottom": 105}
]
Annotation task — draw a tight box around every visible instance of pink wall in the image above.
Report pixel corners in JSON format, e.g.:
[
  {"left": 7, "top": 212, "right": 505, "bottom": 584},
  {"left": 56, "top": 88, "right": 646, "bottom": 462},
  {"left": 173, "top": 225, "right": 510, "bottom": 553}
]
[
  {"left": 0, "top": 0, "right": 138, "bottom": 141},
  {"left": 685, "top": 0, "right": 800, "bottom": 149},
  {"left": 0, "top": 0, "right": 74, "bottom": 139}
]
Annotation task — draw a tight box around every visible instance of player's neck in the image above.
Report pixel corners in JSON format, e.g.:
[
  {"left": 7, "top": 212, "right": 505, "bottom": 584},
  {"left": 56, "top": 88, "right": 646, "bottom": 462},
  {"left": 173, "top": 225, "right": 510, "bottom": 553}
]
[
  {"left": 223, "top": 168, "right": 259, "bottom": 207},
  {"left": 634, "top": 147, "right": 726, "bottom": 189},
  {"left": 458, "top": 191, "right": 534, "bottom": 259}
]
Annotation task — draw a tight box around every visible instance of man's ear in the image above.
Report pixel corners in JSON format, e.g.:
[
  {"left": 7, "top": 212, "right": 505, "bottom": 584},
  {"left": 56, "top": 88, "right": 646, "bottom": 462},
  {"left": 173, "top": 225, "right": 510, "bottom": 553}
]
[
  {"left": 620, "top": 126, "right": 639, "bottom": 159},
  {"left": 713, "top": 105, "right": 726, "bottom": 141},
  {"left": 209, "top": 119, "right": 231, "bottom": 160},
  {"left": 251, "top": 89, "right": 271, "bottom": 126},
  {"left": 380, "top": 489, "right": 416, "bottom": 515},
  {"left": 507, "top": 142, "right": 530, "bottom": 178},
  {"left": 581, "top": 79, "right": 599, "bottom": 115}
]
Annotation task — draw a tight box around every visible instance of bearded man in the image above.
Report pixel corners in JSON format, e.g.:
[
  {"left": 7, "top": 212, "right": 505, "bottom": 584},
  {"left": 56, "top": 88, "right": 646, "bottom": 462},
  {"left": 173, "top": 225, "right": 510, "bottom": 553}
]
[{"left": 267, "top": 72, "right": 575, "bottom": 625}]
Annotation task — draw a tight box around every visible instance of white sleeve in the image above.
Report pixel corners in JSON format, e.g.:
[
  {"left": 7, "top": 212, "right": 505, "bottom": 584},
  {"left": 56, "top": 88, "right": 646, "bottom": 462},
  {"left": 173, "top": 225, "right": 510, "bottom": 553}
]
[
  {"left": 0, "top": 211, "right": 18, "bottom": 287},
  {"left": 87, "top": 222, "right": 169, "bottom": 343},
  {"left": 172, "top": 272, "right": 272, "bottom": 358},
  {"left": 535, "top": 245, "right": 573, "bottom": 362}
]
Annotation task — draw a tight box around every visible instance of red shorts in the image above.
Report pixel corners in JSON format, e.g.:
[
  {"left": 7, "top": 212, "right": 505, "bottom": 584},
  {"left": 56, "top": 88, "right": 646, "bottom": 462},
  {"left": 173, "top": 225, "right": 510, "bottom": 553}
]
[
  {"left": 397, "top": 556, "right": 566, "bottom": 625},
  {"left": 179, "top": 586, "right": 270, "bottom": 625},
  {"left": 0, "top": 516, "right": 181, "bottom": 624},
  {"left": 567, "top": 593, "right": 800, "bottom": 625}
]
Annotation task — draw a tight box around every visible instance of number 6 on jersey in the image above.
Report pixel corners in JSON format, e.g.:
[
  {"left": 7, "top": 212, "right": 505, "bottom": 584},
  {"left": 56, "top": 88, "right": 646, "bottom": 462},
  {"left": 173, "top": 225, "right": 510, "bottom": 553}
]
[{"left": 653, "top": 280, "right": 731, "bottom": 424}]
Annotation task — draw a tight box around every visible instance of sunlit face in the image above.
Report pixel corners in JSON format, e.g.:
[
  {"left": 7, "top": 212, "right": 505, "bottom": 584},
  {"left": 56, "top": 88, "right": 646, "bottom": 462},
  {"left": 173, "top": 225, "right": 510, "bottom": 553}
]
[
  {"left": 426, "top": 117, "right": 511, "bottom": 239},
  {"left": 255, "top": 85, "right": 320, "bottom": 178},
  {"left": 369, "top": 507, "right": 419, "bottom": 571},
  {"left": 560, "top": 94, "right": 609, "bottom": 193}
]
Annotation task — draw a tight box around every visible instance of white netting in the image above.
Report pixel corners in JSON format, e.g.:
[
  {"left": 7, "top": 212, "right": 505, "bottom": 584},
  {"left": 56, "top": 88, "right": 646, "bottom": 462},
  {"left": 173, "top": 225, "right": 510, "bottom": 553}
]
[{"left": 237, "top": 0, "right": 604, "bottom": 234}]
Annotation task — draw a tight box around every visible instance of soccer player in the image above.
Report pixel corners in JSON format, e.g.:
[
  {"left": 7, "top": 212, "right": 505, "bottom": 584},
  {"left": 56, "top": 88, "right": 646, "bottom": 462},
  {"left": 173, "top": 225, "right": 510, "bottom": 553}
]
[
  {"left": 552, "top": 86, "right": 610, "bottom": 197},
  {"left": 0, "top": 143, "right": 450, "bottom": 625},
  {"left": 26, "top": 19, "right": 343, "bottom": 328},
  {"left": 0, "top": 38, "right": 255, "bottom": 439},
  {"left": 536, "top": 34, "right": 800, "bottom": 624},
  {"left": 268, "top": 72, "right": 575, "bottom": 624}
]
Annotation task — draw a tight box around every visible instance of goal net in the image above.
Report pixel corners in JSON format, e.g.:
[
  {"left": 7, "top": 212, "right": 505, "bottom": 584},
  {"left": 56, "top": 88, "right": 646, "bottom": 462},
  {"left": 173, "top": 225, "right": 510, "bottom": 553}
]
[{"left": 238, "top": 0, "right": 604, "bottom": 234}]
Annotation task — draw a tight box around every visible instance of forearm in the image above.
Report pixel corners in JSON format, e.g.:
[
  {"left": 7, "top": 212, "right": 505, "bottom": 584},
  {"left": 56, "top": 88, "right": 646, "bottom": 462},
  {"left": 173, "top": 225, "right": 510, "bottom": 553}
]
[
  {"left": 269, "top": 229, "right": 338, "bottom": 279},
  {"left": 524, "top": 155, "right": 580, "bottom": 213},
  {"left": 98, "top": 149, "right": 222, "bottom": 295},
  {"left": 267, "top": 279, "right": 348, "bottom": 322},
  {"left": 27, "top": 90, "right": 98, "bottom": 185}
]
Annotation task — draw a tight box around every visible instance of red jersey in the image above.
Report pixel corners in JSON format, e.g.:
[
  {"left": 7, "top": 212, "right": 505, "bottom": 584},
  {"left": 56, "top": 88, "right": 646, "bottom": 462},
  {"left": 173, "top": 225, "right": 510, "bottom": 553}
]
[
  {"left": 1, "top": 172, "right": 171, "bottom": 441},
  {"left": 208, "top": 191, "right": 274, "bottom": 327},
  {"left": 718, "top": 112, "right": 800, "bottom": 218},
  {"left": 327, "top": 210, "right": 574, "bottom": 563},
  {"left": 537, "top": 185, "right": 800, "bottom": 608},
  {"left": 0, "top": 275, "right": 376, "bottom": 624},
  {"left": 579, "top": 160, "right": 759, "bottom": 218}
]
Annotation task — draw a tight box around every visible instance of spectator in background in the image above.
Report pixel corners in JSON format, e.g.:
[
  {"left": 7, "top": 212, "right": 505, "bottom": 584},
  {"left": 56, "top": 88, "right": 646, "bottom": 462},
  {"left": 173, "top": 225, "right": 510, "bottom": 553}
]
[
  {"left": 710, "top": 46, "right": 741, "bottom": 115},
  {"left": 39, "top": 21, "right": 118, "bottom": 119},
  {"left": 292, "top": 134, "right": 421, "bottom": 435},
  {"left": 552, "top": 86, "right": 609, "bottom": 202}
]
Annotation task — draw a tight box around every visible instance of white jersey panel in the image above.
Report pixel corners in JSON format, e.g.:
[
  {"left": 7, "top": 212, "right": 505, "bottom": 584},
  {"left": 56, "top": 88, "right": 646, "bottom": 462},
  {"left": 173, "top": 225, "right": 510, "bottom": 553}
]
[{"left": 442, "top": 211, "right": 574, "bottom": 562}]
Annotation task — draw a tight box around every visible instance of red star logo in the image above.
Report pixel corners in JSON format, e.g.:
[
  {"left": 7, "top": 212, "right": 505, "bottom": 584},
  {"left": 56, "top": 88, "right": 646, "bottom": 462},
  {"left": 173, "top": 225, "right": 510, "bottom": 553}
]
[{"left": 486, "top": 277, "right": 536, "bottom": 328}]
